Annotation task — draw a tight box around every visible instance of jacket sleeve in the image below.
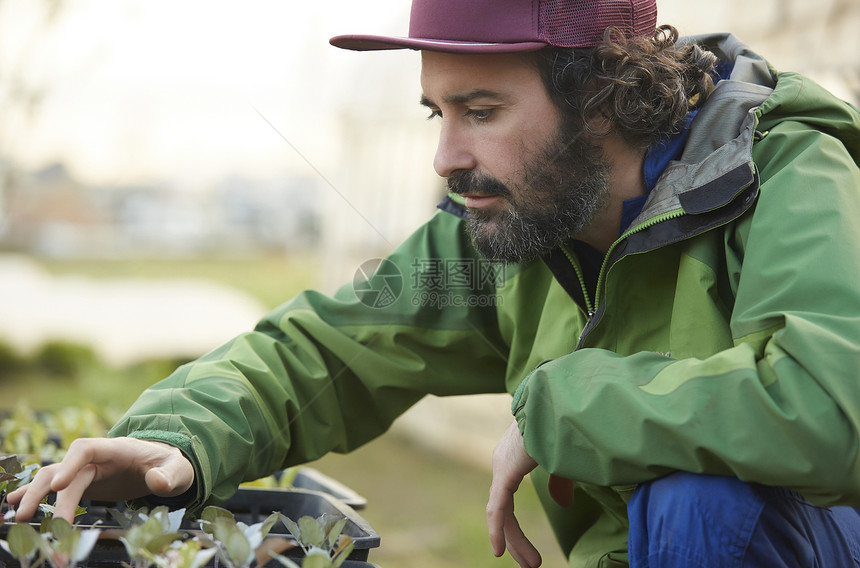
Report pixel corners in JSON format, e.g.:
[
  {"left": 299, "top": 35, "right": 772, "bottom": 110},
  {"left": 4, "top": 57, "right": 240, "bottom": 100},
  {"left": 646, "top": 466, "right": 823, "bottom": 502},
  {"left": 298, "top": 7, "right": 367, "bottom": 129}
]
[
  {"left": 109, "top": 210, "right": 509, "bottom": 513},
  {"left": 512, "top": 118, "right": 860, "bottom": 508}
]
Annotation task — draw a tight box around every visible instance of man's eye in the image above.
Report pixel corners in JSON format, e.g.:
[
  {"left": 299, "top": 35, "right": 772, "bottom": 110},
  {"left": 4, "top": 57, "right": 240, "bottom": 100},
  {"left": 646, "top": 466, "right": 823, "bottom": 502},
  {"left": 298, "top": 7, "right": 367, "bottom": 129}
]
[
  {"left": 426, "top": 109, "right": 442, "bottom": 120},
  {"left": 465, "top": 108, "right": 494, "bottom": 122}
]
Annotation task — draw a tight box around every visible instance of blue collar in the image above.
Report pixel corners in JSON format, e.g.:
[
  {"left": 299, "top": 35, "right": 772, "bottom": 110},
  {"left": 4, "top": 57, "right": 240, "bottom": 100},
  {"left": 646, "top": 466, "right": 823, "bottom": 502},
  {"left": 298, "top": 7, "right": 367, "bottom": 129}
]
[{"left": 619, "top": 110, "right": 697, "bottom": 234}]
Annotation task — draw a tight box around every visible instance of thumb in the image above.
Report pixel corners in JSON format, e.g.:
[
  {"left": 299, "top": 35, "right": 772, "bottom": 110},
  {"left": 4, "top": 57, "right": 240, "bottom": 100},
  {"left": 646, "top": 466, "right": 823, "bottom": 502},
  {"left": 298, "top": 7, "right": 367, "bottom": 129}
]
[
  {"left": 144, "top": 454, "right": 194, "bottom": 497},
  {"left": 547, "top": 474, "right": 574, "bottom": 508}
]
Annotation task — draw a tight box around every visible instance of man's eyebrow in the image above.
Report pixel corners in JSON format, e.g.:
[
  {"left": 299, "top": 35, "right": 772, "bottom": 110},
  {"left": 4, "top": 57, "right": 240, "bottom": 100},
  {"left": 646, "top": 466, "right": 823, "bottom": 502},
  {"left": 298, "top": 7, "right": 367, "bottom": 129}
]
[{"left": 419, "top": 89, "right": 504, "bottom": 108}]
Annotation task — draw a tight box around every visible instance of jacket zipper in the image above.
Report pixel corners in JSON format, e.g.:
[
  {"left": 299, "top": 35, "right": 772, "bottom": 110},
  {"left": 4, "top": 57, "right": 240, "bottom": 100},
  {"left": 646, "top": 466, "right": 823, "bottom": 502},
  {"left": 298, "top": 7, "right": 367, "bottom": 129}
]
[{"left": 563, "top": 208, "right": 686, "bottom": 348}]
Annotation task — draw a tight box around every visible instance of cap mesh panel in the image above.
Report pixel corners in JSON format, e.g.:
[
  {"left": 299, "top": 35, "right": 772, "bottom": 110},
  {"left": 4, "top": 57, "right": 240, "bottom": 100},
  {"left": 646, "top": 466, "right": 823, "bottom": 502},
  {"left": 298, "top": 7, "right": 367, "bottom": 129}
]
[{"left": 539, "top": 0, "right": 657, "bottom": 47}]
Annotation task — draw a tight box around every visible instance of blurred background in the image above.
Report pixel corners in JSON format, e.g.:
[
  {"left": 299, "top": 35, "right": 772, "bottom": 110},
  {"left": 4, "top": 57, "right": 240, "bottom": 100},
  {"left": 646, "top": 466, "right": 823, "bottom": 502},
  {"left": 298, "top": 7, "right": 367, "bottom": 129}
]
[{"left": 0, "top": 1, "right": 858, "bottom": 566}]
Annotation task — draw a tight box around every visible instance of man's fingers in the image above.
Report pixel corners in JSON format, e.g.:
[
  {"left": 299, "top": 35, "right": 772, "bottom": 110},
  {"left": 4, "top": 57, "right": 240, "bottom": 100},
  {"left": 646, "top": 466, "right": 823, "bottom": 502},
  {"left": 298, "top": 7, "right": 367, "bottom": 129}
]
[
  {"left": 488, "top": 507, "right": 542, "bottom": 567},
  {"left": 488, "top": 480, "right": 542, "bottom": 567},
  {"left": 143, "top": 442, "right": 195, "bottom": 497},
  {"left": 144, "top": 465, "right": 190, "bottom": 498},
  {"left": 7, "top": 465, "right": 58, "bottom": 521},
  {"left": 52, "top": 464, "right": 98, "bottom": 522},
  {"left": 6, "top": 438, "right": 195, "bottom": 523},
  {"left": 487, "top": 477, "right": 513, "bottom": 556},
  {"left": 504, "top": 513, "right": 542, "bottom": 568},
  {"left": 487, "top": 499, "right": 509, "bottom": 556},
  {"left": 48, "top": 438, "right": 104, "bottom": 492}
]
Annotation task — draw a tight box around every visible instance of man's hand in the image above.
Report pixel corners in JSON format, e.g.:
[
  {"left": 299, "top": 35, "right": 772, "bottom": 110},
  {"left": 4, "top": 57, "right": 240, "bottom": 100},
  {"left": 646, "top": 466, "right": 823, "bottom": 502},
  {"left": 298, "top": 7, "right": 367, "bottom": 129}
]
[
  {"left": 6, "top": 437, "right": 195, "bottom": 522},
  {"left": 487, "top": 421, "right": 542, "bottom": 568}
]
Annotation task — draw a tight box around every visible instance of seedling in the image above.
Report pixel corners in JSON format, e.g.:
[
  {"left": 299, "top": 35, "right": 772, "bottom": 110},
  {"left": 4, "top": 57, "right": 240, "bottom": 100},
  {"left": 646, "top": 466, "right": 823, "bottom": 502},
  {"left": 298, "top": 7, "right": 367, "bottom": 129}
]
[
  {"left": 240, "top": 468, "right": 300, "bottom": 491},
  {"left": 0, "top": 523, "right": 41, "bottom": 568},
  {"left": 0, "top": 405, "right": 110, "bottom": 465},
  {"left": 270, "top": 514, "right": 354, "bottom": 568},
  {"left": 197, "top": 506, "right": 287, "bottom": 568},
  {"left": 0, "top": 517, "right": 99, "bottom": 568},
  {"left": 38, "top": 517, "right": 101, "bottom": 568},
  {"left": 0, "top": 454, "right": 40, "bottom": 515},
  {"left": 108, "top": 506, "right": 186, "bottom": 568},
  {"left": 0, "top": 407, "right": 55, "bottom": 464},
  {"left": 149, "top": 538, "right": 217, "bottom": 568},
  {"left": 2, "top": 467, "right": 361, "bottom": 568}
]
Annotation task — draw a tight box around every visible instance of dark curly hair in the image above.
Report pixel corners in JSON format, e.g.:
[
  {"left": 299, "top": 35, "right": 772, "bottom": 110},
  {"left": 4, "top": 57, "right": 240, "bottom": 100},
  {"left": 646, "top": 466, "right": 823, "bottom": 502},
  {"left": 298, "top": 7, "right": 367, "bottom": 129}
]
[{"left": 534, "top": 25, "right": 718, "bottom": 149}]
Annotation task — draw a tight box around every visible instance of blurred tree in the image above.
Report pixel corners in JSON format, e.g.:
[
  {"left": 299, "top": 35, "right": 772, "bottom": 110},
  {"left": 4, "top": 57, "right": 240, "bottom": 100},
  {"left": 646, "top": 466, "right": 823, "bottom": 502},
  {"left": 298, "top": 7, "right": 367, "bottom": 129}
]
[{"left": 0, "top": 0, "right": 66, "bottom": 239}]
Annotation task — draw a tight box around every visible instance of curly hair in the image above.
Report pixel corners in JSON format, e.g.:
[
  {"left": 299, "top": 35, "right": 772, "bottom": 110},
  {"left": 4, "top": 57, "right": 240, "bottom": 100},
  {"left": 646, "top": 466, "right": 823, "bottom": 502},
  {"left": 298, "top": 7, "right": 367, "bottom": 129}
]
[{"left": 534, "top": 25, "right": 718, "bottom": 149}]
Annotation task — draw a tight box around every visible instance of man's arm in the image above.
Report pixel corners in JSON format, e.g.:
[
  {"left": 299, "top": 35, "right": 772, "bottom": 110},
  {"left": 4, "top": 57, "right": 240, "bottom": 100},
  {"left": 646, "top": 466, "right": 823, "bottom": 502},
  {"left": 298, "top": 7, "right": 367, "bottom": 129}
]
[
  {"left": 512, "top": 119, "right": 860, "bottom": 507},
  {"left": 14, "top": 210, "right": 509, "bottom": 517}
]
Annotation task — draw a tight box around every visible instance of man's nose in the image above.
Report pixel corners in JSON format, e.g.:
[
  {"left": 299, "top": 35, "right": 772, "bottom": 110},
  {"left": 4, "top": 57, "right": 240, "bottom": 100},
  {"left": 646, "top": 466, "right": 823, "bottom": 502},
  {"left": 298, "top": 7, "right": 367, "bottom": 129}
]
[{"left": 433, "top": 121, "right": 477, "bottom": 178}]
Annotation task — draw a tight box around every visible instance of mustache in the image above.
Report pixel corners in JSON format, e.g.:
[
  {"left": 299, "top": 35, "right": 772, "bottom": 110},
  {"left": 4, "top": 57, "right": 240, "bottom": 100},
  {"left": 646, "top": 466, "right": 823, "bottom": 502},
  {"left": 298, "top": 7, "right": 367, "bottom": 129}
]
[{"left": 447, "top": 171, "right": 511, "bottom": 198}]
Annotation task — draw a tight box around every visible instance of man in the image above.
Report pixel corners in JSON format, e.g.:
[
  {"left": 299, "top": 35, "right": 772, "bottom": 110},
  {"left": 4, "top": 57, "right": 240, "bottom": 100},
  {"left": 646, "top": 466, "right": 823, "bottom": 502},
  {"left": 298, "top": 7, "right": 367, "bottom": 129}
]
[{"left": 9, "top": 0, "right": 860, "bottom": 566}]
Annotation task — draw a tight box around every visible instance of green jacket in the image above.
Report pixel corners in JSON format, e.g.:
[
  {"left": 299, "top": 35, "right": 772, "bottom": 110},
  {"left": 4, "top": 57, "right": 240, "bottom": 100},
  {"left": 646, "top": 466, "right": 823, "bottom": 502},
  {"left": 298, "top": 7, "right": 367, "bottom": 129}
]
[{"left": 111, "top": 34, "right": 860, "bottom": 567}]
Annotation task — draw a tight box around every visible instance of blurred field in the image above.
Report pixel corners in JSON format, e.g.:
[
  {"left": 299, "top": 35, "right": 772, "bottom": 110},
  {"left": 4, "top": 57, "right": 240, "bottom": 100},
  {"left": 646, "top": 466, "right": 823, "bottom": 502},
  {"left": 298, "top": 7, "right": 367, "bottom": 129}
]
[
  {"left": 0, "top": 254, "right": 566, "bottom": 568},
  {"left": 39, "top": 254, "right": 322, "bottom": 312}
]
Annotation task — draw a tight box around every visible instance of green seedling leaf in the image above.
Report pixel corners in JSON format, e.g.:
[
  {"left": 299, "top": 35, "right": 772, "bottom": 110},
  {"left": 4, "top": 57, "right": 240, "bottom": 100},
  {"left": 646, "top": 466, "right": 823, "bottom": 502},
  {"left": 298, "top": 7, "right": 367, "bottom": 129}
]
[
  {"left": 2, "top": 522, "right": 42, "bottom": 561},
  {"left": 222, "top": 524, "right": 251, "bottom": 568},
  {"left": 202, "top": 509, "right": 288, "bottom": 568},
  {"left": 12, "top": 463, "right": 40, "bottom": 492},
  {"left": 42, "top": 519, "right": 81, "bottom": 567},
  {"left": 0, "top": 457, "right": 38, "bottom": 496},
  {"left": 199, "top": 506, "right": 234, "bottom": 535},
  {"left": 160, "top": 507, "right": 186, "bottom": 533},
  {"left": 30, "top": 525, "right": 100, "bottom": 568},
  {"left": 107, "top": 508, "right": 139, "bottom": 531},
  {"left": 302, "top": 548, "right": 333, "bottom": 568},
  {"left": 259, "top": 512, "right": 280, "bottom": 540},
  {"left": 46, "top": 517, "right": 74, "bottom": 539},
  {"left": 296, "top": 517, "right": 325, "bottom": 549},
  {"left": 204, "top": 515, "right": 249, "bottom": 568},
  {"left": 268, "top": 552, "right": 302, "bottom": 568},
  {"left": 29, "top": 423, "right": 49, "bottom": 459},
  {"left": 153, "top": 539, "right": 218, "bottom": 568},
  {"left": 131, "top": 517, "right": 163, "bottom": 547},
  {"left": 278, "top": 514, "right": 301, "bottom": 544},
  {"left": 0, "top": 455, "right": 24, "bottom": 475},
  {"left": 118, "top": 509, "right": 184, "bottom": 565},
  {"left": 323, "top": 518, "right": 347, "bottom": 550},
  {"left": 0, "top": 470, "right": 16, "bottom": 497},
  {"left": 38, "top": 503, "right": 87, "bottom": 520},
  {"left": 144, "top": 532, "right": 185, "bottom": 556}
]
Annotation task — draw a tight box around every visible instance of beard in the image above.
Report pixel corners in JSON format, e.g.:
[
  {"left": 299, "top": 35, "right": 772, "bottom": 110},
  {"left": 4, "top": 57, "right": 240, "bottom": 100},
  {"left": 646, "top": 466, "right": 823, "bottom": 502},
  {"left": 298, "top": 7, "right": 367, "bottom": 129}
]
[{"left": 448, "top": 127, "right": 611, "bottom": 264}]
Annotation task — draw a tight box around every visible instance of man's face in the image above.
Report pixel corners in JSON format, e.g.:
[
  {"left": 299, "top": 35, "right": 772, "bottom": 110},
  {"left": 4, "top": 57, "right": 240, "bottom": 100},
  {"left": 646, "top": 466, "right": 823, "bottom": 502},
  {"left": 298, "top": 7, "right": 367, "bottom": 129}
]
[{"left": 420, "top": 51, "right": 610, "bottom": 263}]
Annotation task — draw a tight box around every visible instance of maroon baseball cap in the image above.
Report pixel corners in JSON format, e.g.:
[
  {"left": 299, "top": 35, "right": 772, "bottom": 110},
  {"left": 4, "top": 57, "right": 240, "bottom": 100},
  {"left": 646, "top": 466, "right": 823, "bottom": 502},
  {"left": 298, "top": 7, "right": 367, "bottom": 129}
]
[{"left": 330, "top": 0, "right": 658, "bottom": 54}]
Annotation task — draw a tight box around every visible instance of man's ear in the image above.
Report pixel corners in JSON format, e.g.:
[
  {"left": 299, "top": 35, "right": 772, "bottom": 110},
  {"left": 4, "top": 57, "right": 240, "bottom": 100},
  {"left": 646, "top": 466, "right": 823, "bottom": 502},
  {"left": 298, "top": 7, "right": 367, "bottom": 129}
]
[{"left": 586, "top": 106, "right": 613, "bottom": 137}]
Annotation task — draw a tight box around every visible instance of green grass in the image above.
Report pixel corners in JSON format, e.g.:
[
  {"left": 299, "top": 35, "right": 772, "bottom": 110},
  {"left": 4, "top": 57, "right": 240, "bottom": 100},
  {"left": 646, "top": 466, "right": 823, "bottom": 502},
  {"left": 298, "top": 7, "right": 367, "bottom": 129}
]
[
  {"left": 308, "top": 431, "right": 565, "bottom": 568},
  {"left": 0, "top": 254, "right": 568, "bottom": 567},
  {"left": 39, "top": 253, "right": 321, "bottom": 311},
  {"left": 0, "top": 356, "right": 181, "bottom": 418}
]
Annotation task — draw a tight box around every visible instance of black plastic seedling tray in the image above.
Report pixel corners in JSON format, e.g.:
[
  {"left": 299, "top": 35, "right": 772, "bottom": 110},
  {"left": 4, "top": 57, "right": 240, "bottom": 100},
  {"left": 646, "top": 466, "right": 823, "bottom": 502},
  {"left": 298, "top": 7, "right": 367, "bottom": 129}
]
[
  {"left": 1, "top": 487, "right": 380, "bottom": 567},
  {"left": 219, "top": 486, "right": 379, "bottom": 558},
  {"left": 289, "top": 467, "right": 367, "bottom": 510}
]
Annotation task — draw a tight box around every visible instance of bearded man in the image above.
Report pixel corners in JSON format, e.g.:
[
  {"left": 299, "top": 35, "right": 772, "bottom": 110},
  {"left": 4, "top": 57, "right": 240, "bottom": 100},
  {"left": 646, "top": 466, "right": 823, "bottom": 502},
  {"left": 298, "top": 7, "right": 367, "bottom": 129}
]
[{"left": 10, "top": 1, "right": 860, "bottom": 567}]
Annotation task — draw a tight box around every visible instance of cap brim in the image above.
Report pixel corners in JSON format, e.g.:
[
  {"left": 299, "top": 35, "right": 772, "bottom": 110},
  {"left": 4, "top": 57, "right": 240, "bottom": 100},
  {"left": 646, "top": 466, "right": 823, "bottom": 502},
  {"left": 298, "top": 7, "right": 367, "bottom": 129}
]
[{"left": 329, "top": 34, "right": 547, "bottom": 54}]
